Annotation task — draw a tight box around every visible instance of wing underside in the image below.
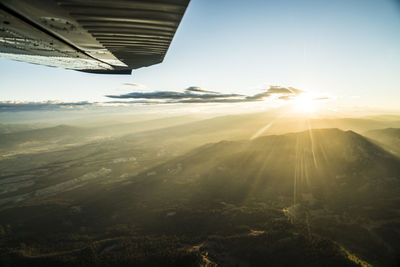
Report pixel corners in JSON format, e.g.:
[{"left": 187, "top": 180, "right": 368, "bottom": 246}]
[{"left": 0, "top": 0, "right": 189, "bottom": 74}]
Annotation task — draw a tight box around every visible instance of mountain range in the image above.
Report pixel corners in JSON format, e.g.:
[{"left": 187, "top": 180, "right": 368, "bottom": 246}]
[{"left": 1, "top": 123, "right": 400, "bottom": 266}]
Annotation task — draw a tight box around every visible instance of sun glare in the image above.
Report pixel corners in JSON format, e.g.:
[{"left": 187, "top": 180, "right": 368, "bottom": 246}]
[{"left": 293, "top": 94, "right": 317, "bottom": 114}]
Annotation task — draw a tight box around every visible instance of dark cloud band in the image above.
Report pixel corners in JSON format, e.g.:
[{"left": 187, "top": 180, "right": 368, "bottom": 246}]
[
  {"left": 106, "top": 85, "right": 303, "bottom": 104},
  {"left": 106, "top": 90, "right": 243, "bottom": 100}
]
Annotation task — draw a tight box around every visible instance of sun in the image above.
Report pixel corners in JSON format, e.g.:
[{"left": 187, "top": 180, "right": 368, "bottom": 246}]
[{"left": 292, "top": 94, "right": 317, "bottom": 114}]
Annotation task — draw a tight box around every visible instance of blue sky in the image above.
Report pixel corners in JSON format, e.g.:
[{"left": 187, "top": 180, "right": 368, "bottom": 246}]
[{"left": 1, "top": 0, "right": 400, "bottom": 110}]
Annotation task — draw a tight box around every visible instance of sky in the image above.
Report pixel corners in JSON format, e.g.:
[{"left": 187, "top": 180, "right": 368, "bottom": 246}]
[{"left": 1, "top": 0, "right": 400, "bottom": 111}]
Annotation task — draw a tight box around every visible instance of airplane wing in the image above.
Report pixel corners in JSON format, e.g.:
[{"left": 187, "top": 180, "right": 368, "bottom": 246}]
[{"left": 0, "top": 0, "right": 190, "bottom": 74}]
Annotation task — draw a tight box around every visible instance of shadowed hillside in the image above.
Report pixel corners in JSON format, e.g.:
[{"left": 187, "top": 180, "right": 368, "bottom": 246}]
[{"left": 365, "top": 128, "right": 400, "bottom": 156}]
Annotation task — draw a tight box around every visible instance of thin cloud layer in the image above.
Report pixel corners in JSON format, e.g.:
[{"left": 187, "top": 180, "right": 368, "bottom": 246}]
[
  {"left": 278, "top": 95, "right": 296, "bottom": 100},
  {"left": 313, "top": 96, "right": 330, "bottom": 101},
  {"left": 267, "top": 86, "right": 303, "bottom": 95},
  {"left": 123, "top": 83, "right": 145, "bottom": 88},
  {"left": 185, "top": 86, "right": 219, "bottom": 94},
  {"left": 106, "top": 86, "right": 243, "bottom": 101},
  {"left": 0, "top": 101, "right": 93, "bottom": 112},
  {"left": 106, "top": 85, "right": 304, "bottom": 104}
]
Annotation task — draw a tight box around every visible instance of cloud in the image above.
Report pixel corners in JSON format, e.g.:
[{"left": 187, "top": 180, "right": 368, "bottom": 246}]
[
  {"left": 278, "top": 95, "right": 297, "bottom": 100},
  {"left": 184, "top": 86, "right": 219, "bottom": 94},
  {"left": 123, "top": 83, "right": 145, "bottom": 88},
  {"left": 244, "top": 91, "right": 270, "bottom": 101},
  {"left": 106, "top": 86, "right": 243, "bottom": 100},
  {"left": 243, "top": 86, "right": 303, "bottom": 101},
  {"left": 106, "top": 85, "right": 304, "bottom": 104},
  {"left": 313, "top": 96, "right": 330, "bottom": 101},
  {"left": 0, "top": 86, "right": 307, "bottom": 112},
  {"left": 267, "top": 86, "right": 304, "bottom": 95},
  {"left": 0, "top": 101, "right": 93, "bottom": 112}
]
